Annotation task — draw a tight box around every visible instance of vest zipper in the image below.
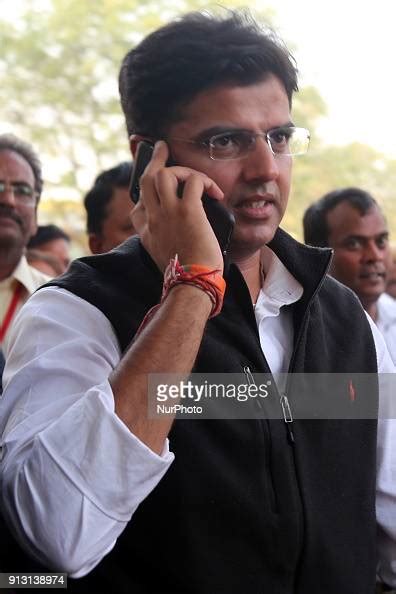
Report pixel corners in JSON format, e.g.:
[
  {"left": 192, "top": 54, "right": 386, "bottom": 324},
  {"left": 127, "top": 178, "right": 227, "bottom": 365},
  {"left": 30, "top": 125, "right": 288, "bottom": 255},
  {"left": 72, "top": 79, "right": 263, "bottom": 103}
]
[
  {"left": 283, "top": 249, "right": 333, "bottom": 446},
  {"left": 243, "top": 365, "right": 263, "bottom": 410},
  {"left": 280, "top": 393, "right": 295, "bottom": 444},
  {"left": 243, "top": 365, "right": 255, "bottom": 386},
  {"left": 288, "top": 251, "right": 333, "bottom": 374},
  {"left": 244, "top": 366, "right": 295, "bottom": 443},
  {"left": 244, "top": 365, "right": 277, "bottom": 511}
]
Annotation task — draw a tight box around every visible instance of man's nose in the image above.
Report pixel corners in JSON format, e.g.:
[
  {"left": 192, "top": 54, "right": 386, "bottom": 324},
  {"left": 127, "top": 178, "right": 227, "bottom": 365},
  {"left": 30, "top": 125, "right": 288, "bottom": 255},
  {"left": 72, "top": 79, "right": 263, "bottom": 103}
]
[
  {"left": 0, "top": 184, "right": 17, "bottom": 206},
  {"left": 241, "top": 136, "right": 280, "bottom": 183},
  {"left": 363, "top": 240, "right": 385, "bottom": 262}
]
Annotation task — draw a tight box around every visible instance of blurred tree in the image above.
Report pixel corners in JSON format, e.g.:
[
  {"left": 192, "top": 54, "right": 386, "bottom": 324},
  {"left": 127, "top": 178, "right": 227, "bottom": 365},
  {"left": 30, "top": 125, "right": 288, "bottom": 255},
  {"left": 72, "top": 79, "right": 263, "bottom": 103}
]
[
  {"left": 0, "top": 0, "right": 273, "bottom": 254},
  {"left": 287, "top": 86, "right": 396, "bottom": 240},
  {"left": 292, "top": 85, "right": 327, "bottom": 133},
  {"left": 0, "top": 0, "right": 270, "bottom": 194},
  {"left": 1, "top": 0, "right": 395, "bottom": 254}
]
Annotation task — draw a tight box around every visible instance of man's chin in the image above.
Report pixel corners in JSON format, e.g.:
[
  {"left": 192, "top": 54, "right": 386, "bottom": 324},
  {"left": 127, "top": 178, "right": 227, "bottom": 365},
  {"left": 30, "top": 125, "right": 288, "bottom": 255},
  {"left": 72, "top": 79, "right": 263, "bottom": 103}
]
[
  {"left": 0, "top": 232, "right": 25, "bottom": 251},
  {"left": 229, "top": 236, "right": 275, "bottom": 262},
  {"left": 358, "top": 286, "right": 386, "bottom": 304},
  {"left": 231, "top": 220, "right": 279, "bottom": 251}
]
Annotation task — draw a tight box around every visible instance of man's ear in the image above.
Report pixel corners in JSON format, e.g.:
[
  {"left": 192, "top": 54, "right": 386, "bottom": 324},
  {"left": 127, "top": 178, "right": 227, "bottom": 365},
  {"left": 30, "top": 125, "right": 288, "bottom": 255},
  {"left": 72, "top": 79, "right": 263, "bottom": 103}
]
[
  {"left": 29, "top": 209, "right": 38, "bottom": 239},
  {"left": 88, "top": 234, "right": 103, "bottom": 255},
  {"left": 129, "top": 134, "right": 146, "bottom": 159}
]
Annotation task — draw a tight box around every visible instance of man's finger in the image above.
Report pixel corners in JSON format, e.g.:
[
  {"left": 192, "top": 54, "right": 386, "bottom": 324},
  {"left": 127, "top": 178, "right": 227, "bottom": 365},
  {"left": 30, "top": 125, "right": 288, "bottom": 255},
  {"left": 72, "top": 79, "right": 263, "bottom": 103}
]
[
  {"left": 159, "top": 166, "right": 224, "bottom": 202},
  {"left": 144, "top": 140, "right": 169, "bottom": 173}
]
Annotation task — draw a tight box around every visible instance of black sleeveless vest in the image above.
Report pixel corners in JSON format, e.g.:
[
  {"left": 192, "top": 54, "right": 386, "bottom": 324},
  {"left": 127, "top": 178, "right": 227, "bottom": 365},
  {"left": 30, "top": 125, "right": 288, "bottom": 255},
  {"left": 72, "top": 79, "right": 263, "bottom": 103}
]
[{"left": 17, "top": 229, "right": 380, "bottom": 593}]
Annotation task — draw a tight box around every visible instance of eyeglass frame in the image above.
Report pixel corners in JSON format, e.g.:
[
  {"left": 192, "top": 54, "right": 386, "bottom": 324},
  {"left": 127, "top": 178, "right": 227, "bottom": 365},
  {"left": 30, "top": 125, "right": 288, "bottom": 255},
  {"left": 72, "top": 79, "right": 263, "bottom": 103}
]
[
  {"left": 166, "top": 125, "right": 310, "bottom": 161},
  {"left": 0, "top": 180, "right": 37, "bottom": 205}
]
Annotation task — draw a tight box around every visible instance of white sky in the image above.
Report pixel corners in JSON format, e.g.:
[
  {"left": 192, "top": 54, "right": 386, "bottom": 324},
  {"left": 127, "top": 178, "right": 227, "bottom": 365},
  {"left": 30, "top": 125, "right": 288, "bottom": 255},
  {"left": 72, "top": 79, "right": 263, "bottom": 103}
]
[{"left": 262, "top": 0, "right": 396, "bottom": 158}]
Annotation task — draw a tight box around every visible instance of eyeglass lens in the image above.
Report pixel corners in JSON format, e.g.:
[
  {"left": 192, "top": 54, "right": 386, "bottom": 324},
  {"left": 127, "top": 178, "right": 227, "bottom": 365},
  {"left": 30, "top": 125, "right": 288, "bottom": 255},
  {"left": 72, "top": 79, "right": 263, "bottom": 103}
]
[
  {"left": 0, "top": 181, "right": 35, "bottom": 200},
  {"left": 209, "top": 128, "right": 309, "bottom": 159}
]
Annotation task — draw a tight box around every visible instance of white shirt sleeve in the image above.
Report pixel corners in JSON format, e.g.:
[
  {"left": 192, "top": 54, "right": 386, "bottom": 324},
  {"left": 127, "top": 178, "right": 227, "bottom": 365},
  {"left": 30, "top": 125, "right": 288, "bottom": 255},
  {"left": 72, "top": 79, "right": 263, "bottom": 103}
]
[
  {"left": 0, "top": 287, "right": 174, "bottom": 577},
  {"left": 366, "top": 314, "right": 396, "bottom": 587}
]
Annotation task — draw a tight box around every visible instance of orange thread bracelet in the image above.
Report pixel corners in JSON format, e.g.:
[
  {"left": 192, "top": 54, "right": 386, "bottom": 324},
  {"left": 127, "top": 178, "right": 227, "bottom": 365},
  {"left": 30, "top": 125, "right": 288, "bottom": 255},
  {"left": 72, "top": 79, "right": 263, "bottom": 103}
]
[
  {"left": 162, "top": 256, "right": 225, "bottom": 317},
  {"left": 136, "top": 255, "right": 226, "bottom": 336}
]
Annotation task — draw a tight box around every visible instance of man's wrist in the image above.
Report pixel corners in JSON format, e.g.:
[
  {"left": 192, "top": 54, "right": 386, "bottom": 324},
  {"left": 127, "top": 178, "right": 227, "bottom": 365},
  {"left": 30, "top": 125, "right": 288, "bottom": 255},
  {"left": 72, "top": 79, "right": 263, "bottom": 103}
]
[
  {"left": 168, "top": 283, "right": 214, "bottom": 316},
  {"left": 162, "top": 255, "right": 225, "bottom": 318}
]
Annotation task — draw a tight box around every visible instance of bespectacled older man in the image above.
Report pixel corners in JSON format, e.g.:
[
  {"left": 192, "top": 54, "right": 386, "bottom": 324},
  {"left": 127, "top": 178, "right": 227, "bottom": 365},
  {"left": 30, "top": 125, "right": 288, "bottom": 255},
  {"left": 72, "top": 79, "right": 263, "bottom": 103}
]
[{"left": 0, "top": 134, "right": 51, "bottom": 363}]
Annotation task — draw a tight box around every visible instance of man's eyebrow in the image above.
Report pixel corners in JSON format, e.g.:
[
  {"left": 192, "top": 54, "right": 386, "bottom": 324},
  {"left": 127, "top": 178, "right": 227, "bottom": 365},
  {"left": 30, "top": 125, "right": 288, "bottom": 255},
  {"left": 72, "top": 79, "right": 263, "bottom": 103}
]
[
  {"left": 193, "top": 121, "right": 295, "bottom": 142},
  {"left": 342, "top": 231, "right": 389, "bottom": 242},
  {"left": 271, "top": 120, "right": 295, "bottom": 130},
  {"left": 193, "top": 126, "right": 244, "bottom": 142},
  {"left": 343, "top": 234, "right": 364, "bottom": 240},
  {"left": 0, "top": 179, "right": 31, "bottom": 185}
]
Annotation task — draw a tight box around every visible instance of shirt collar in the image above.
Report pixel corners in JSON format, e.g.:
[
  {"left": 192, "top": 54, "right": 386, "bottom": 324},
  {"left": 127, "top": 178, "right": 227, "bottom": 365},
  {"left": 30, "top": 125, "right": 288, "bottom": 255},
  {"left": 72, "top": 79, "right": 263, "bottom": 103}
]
[
  {"left": 13, "top": 255, "right": 48, "bottom": 294},
  {"left": 255, "top": 245, "right": 303, "bottom": 318}
]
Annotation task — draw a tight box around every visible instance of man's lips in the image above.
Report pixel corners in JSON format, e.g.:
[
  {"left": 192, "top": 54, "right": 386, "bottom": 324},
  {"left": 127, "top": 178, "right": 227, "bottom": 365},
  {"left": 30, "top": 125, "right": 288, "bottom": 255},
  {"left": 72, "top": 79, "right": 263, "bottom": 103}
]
[
  {"left": 0, "top": 214, "right": 19, "bottom": 225},
  {"left": 233, "top": 195, "right": 276, "bottom": 219},
  {"left": 359, "top": 270, "right": 386, "bottom": 281}
]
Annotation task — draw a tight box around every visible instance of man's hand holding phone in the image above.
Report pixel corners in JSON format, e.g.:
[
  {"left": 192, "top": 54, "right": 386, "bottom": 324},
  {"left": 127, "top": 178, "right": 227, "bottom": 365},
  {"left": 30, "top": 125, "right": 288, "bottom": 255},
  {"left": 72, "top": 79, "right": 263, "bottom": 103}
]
[{"left": 131, "top": 140, "right": 229, "bottom": 274}]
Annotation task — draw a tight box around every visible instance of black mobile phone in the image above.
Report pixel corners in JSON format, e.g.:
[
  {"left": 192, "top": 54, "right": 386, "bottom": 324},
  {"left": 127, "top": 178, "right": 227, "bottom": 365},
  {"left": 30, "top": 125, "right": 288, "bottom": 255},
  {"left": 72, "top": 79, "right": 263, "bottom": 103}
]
[{"left": 129, "top": 141, "right": 235, "bottom": 257}]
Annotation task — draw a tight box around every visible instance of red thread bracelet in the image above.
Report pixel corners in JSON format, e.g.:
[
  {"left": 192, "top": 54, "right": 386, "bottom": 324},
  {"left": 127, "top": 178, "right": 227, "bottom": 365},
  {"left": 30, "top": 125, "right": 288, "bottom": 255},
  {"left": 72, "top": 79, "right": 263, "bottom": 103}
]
[
  {"left": 136, "top": 255, "right": 226, "bottom": 335},
  {"left": 162, "top": 256, "right": 225, "bottom": 317}
]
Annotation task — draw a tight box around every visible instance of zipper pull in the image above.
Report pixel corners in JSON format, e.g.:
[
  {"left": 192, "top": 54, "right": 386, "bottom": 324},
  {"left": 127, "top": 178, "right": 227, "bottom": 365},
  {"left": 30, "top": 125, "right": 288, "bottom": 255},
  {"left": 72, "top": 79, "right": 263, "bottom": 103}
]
[
  {"left": 243, "top": 366, "right": 263, "bottom": 411},
  {"left": 280, "top": 394, "right": 295, "bottom": 444},
  {"left": 243, "top": 365, "right": 255, "bottom": 386}
]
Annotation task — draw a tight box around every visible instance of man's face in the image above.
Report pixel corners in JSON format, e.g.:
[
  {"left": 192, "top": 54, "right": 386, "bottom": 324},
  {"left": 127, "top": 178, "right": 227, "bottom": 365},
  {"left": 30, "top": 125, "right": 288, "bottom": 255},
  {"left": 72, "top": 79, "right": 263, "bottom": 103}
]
[
  {"left": 89, "top": 186, "right": 135, "bottom": 254},
  {"left": 327, "top": 202, "right": 390, "bottom": 306},
  {"left": 0, "top": 149, "right": 37, "bottom": 251},
  {"left": 167, "top": 76, "right": 293, "bottom": 261},
  {"left": 37, "top": 238, "right": 71, "bottom": 273},
  {"left": 386, "top": 255, "right": 396, "bottom": 299}
]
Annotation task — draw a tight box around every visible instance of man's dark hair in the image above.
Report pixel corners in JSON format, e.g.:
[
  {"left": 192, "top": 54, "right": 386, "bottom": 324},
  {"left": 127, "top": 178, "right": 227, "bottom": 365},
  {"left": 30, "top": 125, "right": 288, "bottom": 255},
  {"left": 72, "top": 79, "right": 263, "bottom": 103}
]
[
  {"left": 0, "top": 133, "right": 43, "bottom": 200},
  {"left": 303, "top": 187, "right": 378, "bottom": 248},
  {"left": 119, "top": 9, "right": 298, "bottom": 138},
  {"left": 27, "top": 224, "right": 70, "bottom": 249},
  {"left": 84, "top": 162, "right": 132, "bottom": 235}
]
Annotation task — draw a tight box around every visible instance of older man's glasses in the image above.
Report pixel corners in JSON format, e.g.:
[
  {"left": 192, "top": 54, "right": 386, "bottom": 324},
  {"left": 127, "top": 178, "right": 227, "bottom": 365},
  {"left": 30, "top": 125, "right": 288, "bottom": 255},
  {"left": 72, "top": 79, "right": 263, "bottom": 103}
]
[
  {"left": 169, "top": 126, "right": 310, "bottom": 160},
  {"left": 0, "top": 181, "right": 36, "bottom": 204}
]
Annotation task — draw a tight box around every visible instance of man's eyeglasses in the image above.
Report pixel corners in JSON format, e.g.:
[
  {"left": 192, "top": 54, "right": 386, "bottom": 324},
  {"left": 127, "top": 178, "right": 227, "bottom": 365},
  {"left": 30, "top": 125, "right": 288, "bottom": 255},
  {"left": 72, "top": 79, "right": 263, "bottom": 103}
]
[
  {"left": 0, "top": 181, "right": 36, "bottom": 204},
  {"left": 169, "top": 126, "right": 310, "bottom": 160}
]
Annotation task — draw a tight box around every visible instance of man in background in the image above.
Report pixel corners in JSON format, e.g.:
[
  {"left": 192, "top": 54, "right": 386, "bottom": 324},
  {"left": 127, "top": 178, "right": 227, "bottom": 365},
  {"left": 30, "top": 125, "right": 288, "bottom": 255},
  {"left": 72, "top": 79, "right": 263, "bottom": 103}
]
[
  {"left": 27, "top": 223, "right": 71, "bottom": 274},
  {"left": 303, "top": 187, "right": 396, "bottom": 363},
  {"left": 26, "top": 249, "right": 64, "bottom": 277},
  {"left": 84, "top": 161, "right": 135, "bottom": 254},
  {"left": 386, "top": 244, "right": 396, "bottom": 299},
  {"left": 0, "top": 134, "right": 50, "bottom": 376}
]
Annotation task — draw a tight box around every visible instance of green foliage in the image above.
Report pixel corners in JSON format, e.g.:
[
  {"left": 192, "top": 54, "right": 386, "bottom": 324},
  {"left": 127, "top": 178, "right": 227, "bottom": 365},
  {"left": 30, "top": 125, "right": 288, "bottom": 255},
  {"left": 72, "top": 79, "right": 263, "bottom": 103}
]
[
  {"left": 292, "top": 85, "right": 327, "bottom": 132},
  {"left": 286, "top": 89, "right": 396, "bottom": 241},
  {"left": 0, "top": 0, "right": 273, "bottom": 191},
  {"left": 0, "top": 1, "right": 273, "bottom": 187}
]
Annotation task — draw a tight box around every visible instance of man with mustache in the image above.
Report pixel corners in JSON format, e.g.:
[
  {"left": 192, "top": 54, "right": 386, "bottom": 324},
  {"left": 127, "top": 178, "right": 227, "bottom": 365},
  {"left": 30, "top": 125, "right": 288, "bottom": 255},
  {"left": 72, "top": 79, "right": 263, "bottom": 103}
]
[
  {"left": 0, "top": 134, "right": 50, "bottom": 382},
  {"left": 1, "top": 11, "right": 396, "bottom": 594},
  {"left": 303, "top": 187, "right": 396, "bottom": 364}
]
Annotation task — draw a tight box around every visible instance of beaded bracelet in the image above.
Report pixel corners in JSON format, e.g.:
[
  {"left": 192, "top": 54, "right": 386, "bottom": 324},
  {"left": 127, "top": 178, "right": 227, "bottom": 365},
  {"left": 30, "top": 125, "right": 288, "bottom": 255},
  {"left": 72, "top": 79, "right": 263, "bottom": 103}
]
[{"left": 136, "top": 255, "right": 226, "bottom": 335}]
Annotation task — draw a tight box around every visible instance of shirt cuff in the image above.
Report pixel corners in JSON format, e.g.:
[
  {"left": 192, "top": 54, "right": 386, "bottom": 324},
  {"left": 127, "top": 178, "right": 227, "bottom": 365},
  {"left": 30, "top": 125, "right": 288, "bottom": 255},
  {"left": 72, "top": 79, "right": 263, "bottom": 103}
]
[{"left": 38, "top": 380, "right": 174, "bottom": 520}]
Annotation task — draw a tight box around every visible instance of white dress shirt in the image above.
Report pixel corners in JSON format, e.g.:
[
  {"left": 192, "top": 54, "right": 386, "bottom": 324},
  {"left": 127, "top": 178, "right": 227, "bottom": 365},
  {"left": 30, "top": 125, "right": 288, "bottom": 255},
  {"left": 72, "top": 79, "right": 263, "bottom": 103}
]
[
  {"left": 377, "top": 292, "right": 396, "bottom": 366},
  {"left": 0, "top": 255, "right": 51, "bottom": 348},
  {"left": 0, "top": 247, "right": 395, "bottom": 584}
]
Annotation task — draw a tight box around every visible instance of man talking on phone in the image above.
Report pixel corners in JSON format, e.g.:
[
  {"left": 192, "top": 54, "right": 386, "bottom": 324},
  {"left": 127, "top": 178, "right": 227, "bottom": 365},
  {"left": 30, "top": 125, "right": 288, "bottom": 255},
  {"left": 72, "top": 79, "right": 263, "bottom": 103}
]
[{"left": 1, "top": 10, "right": 395, "bottom": 594}]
